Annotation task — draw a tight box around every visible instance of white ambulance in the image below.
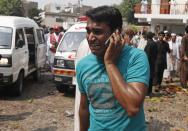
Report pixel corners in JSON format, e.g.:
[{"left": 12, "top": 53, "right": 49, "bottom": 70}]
[
  {"left": 0, "top": 16, "right": 46, "bottom": 96},
  {"left": 53, "top": 19, "right": 87, "bottom": 93}
]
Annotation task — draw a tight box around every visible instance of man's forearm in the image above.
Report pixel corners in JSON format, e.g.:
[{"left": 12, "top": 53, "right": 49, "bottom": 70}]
[
  {"left": 79, "top": 108, "right": 90, "bottom": 131},
  {"left": 105, "top": 63, "right": 146, "bottom": 116}
]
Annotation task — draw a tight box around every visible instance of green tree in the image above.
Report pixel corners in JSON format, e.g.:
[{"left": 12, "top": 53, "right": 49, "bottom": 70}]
[
  {"left": 0, "top": 0, "right": 23, "bottom": 16},
  {"left": 117, "top": 0, "right": 140, "bottom": 24},
  {"left": 28, "top": 7, "right": 43, "bottom": 26}
]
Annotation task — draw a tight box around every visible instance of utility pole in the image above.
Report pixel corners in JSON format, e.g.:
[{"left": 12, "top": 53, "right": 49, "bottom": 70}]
[
  {"left": 78, "top": 0, "right": 83, "bottom": 7},
  {"left": 78, "top": 0, "right": 83, "bottom": 14}
]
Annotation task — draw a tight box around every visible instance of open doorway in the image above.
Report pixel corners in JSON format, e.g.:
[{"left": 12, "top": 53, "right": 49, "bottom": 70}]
[
  {"left": 25, "top": 28, "right": 36, "bottom": 70},
  {"left": 160, "top": 0, "right": 170, "bottom": 14}
]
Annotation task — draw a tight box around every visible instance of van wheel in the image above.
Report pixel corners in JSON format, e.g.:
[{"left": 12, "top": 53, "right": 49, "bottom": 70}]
[
  {"left": 56, "top": 84, "right": 68, "bottom": 93},
  {"left": 33, "top": 69, "right": 41, "bottom": 81},
  {"left": 12, "top": 72, "right": 24, "bottom": 96}
]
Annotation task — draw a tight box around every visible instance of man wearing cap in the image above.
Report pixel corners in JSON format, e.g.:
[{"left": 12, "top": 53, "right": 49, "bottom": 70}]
[
  {"left": 168, "top": 33, "right": 179, "bottom": 81},
  {"left": 47, "top": 26, "right": 63, "bottom": 70}
]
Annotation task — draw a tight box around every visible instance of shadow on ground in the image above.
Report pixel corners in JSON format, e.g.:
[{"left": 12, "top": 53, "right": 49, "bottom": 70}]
[
  {"left": 33, "top": 126, "right": 58, "bottom": 131},
  {"left": 147, "top": 119, "right": 173, "bottom": 131},
  {"left": 0, "top": 72, "right": 75, "bottom": 101},
  {"left": 0, "top": 112, "right": 32, "bottom": 122}
]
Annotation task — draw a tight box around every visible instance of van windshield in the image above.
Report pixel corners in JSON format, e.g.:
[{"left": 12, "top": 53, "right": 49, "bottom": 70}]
[
  {"left": 0, "top": 27, "right": 12, "bottom": 49},
  {"left": 58, "top": 32, "right": 86, "bottom": 52}
]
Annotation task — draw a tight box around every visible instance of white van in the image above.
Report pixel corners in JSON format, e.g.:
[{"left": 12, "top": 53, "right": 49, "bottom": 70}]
[
  {"left": 53, "top": 22, "right": 87, "bottom": 93},
  {"left": 0, "top": 16, "right": 46, "bottom": 96}
]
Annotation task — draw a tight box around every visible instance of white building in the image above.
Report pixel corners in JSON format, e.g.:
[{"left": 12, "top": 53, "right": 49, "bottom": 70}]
[
  {"left": 134, "top": 0, "right": 188, "bottom": 34},
  {"left": 41, "top": 12, "right": 77, "bottom": 30},
  {"left": 41, "top": 3, "right": 92, "bottom": 29}
]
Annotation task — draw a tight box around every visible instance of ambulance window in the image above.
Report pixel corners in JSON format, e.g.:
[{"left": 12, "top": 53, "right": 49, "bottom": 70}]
[
  {"left": 58, "top": 32, "right": 86, "bottom": 52},
  {"left": 25, "top": 28, "right": 35, "bottom": 45},
  {"left": 36, "top": 29, "right": 45, "bottom": 44}
]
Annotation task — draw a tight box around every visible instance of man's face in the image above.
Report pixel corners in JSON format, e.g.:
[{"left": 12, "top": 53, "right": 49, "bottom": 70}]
[
  {"left": 164, "top": 34, "right": 170, "bottom": 40},
  {"left": 86, "top": 18, "right": 112, "bottom": 58},
  {"left": 158, "top": 34, "right": 164, "bottom": 41},
  {"left": 172, "top": 36, "right": 176, "bottom": 42}
]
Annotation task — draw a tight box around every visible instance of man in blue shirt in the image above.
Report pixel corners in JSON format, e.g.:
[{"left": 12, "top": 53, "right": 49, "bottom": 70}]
[{"left": 76, "top": 6, "right": 150, "bottom": 131}]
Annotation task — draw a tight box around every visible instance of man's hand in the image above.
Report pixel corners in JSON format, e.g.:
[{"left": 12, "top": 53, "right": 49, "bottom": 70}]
[
  {"left": 183, "top": 55, "right": 188, "bottom": 61},
  {"left": 104, "top": 29, "right": 125, "bottom": 65}
]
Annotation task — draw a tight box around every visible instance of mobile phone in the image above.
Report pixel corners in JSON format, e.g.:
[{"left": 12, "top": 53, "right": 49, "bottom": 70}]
[
  {"left": 104, "top": 29, "right": 119, "bottom": 46},
  {"left": 105, "top": 36, "right": 111, "bottom": 46}
]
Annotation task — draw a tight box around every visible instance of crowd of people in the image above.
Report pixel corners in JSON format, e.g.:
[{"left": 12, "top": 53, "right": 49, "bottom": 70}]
[
  {"left": 122, "top": 27, "right": 188, "bottom": 96},
  {"left": 41, "top": 16, "right": 188, "bottom": 94}
]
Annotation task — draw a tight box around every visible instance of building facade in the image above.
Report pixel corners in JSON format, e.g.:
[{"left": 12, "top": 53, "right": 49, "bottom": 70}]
[
  {"left": 134, "top": 0, "right": 188, "bottom": 34},
  {"left": 41, "top": 2, "right": 92, "bottom": 29}
]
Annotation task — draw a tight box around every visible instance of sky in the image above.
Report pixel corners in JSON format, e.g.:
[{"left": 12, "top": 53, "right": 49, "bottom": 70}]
[{"left": 27, "top": 0, "right": 123, "bottom": 9}]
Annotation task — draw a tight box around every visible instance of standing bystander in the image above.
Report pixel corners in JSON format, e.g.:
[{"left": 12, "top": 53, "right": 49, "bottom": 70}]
[
  {"left": 47, "top": 26, "right": 63, "bottom": 70},
  {"left": 45, "top": 27, "right": 54, "bottom": 66},
  {"left": 141, "top": 0, "right": 148, "bottom": 14},
  {"left": 180, "top": 25, "right": 188, "bottom": 88},
  {"left": 144, "top": 32, "right": 158, "bottom": 96},
  {"left": 137, "top": 32, "right": 147, "bottom": 50},
  {"left": 168, "top": 33, "right": 179, "bottom": 81},
  {"left": 184, "top": 0, "right": 188, "bottom": 14},
  {"left": 154, "top": 31, "right": 171, "bottom": 91}
]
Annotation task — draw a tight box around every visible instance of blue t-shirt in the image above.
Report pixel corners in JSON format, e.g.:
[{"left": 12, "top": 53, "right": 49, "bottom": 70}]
[{"left": 76, "top": 45, "right": 150, "bottom": 131}]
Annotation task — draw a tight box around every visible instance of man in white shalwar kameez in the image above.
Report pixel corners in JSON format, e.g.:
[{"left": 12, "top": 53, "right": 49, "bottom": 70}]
[
  {"left": 165, "top": 33, "right": 179, "bottom": 81},
  {"left": 169, "top": 34, "right": 179, "bottom": 77},
  {"left": 141, "top": 0, "right": 148, "bottom": 14},
  {"left": 169, "top": 0, "right": 177, "bottom": 14},
  {"left": 137, "top": 33, "right": 147, "bottom": 50}
]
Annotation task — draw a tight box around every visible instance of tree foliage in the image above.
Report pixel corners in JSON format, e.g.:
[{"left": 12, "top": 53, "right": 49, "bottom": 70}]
[
  {"left": 117, "top": 0, "right": 140, "bottom": 24},
  {"left": 0, "top": 0, "right": 24, "bottom": 16},
  {"left": 28, "top": 7, "right": 43, "bottom": 26}
]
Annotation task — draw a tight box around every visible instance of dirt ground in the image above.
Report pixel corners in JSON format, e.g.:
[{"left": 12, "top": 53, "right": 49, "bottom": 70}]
[
  {"left": 145, "top": 83, "right": 188, "bottom": 131},
  {"left": 0, "top": 72, "right": 188, "bottom": 131}
]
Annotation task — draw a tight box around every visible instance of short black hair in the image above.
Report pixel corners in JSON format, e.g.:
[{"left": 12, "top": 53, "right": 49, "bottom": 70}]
[
  {"left": 165, "top": 32, "right": 171, "bottom": 37},
  {"left": 158, "top": 31, "right": 165, "bottom": 36},
  {"left": 146, "top": 31, "right": 154, "bottom": 39},
  {"left": 85, "top": 6, "right": 122, "bottom": 32},
  {"left": 185, "top": 25, "right": 188, "bottom": 33}
]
